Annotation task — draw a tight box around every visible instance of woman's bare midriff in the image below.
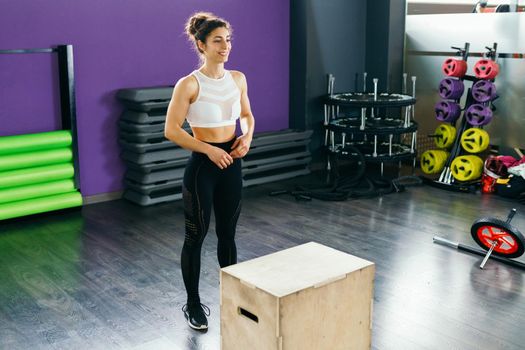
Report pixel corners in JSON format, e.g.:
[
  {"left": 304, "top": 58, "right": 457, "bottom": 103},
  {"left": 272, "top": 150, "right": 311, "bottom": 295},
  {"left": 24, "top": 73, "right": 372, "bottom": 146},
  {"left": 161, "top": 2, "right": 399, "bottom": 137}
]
[{"left": 191, "top": 125, "right": 236, "bottom": 143}]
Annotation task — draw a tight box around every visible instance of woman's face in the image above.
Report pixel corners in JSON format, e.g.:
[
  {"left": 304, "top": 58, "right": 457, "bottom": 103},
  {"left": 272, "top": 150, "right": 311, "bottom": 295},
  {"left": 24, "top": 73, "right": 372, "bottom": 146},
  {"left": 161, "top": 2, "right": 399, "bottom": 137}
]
[{"left": 199, "top": 27, "right": 232, "bottom": 63}]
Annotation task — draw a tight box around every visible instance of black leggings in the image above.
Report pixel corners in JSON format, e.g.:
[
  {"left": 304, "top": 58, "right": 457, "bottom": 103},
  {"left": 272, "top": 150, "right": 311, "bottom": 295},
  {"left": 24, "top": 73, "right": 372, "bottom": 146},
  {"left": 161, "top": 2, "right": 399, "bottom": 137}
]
[{"left": 181, "top": 138, "right": 242, "bottom": 305}]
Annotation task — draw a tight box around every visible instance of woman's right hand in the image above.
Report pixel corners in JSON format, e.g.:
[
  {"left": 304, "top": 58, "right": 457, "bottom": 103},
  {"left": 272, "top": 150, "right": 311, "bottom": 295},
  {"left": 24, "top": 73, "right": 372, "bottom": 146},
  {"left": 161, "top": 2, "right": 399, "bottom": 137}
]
[{"left": 207, "top": 146, "right": 234, "bottom": 169}]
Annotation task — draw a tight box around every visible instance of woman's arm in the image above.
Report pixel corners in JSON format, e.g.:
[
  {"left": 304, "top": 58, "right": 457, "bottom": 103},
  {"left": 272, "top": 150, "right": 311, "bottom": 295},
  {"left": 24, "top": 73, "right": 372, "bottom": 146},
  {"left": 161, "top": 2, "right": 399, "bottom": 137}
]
[
  {"left": 230, "top": 71, "right": 255, "bottom": 158},
  {"left": 164, "top": 76, "right": 234, "bottom": 169}
]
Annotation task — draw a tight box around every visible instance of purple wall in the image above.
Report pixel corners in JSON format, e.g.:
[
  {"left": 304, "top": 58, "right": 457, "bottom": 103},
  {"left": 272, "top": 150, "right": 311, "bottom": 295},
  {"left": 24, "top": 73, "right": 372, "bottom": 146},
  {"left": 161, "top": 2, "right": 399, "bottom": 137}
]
[{"left": 0, "top": 1, "right": 290, "bottom": 196}]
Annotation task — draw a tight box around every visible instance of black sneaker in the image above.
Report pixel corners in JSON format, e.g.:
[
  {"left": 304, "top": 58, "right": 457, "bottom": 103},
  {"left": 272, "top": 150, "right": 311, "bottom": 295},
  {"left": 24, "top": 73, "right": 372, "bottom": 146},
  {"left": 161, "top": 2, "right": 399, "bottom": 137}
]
[{"left": 182, "top": 303, "right": 210, "bottom": 330}]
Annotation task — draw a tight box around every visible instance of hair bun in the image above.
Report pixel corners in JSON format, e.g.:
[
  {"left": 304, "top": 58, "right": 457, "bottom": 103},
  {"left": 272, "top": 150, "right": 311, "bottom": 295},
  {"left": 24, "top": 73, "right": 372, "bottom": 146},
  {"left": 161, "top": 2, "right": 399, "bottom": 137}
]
[
  {"left": 187, "top": 12, "right": 215, "bottom": 38},
  {"left": 184, "top": 12, "right": 231, "bottom": 56}
]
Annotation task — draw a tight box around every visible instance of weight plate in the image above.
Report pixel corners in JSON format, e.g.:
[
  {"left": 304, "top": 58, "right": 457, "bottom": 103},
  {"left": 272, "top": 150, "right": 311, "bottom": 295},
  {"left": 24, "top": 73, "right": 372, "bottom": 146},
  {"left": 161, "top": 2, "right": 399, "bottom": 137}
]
[
  {"left": 434, "top": 124, "right": 457, "bottom": 149},
  {"left": 471, "top": 217, "right": 525, "bottom": 258},
  {"left": 450, "top": 155, "right": 483, "bottom": 182},
  {"left": 421, "top": 150, "right": 449, "bottom": 174},
  {"left": 460, "top": 128, "right": 490, "bottom": 153},
  {"left": 442, "top": 58, "right": 467, "bottom": 77},
  {"left": 473, "top": 59, "right": 500, "bottom": 80}
]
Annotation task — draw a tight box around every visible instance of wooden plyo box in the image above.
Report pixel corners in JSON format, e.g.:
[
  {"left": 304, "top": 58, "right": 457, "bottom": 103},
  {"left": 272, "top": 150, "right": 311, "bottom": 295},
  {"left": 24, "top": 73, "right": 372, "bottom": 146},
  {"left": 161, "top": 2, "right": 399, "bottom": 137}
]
[{"left": 220, "top": 242, "right": 375, "bottom": 350}]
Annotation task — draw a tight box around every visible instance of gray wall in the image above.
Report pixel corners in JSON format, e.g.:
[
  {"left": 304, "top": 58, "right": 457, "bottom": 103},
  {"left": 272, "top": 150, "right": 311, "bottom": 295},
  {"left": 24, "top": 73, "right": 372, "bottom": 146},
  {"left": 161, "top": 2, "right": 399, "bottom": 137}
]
[
  {"left": 405, "top": 13, "right": 525, "bottom": 150},
  {"left": 290, "top": 0, "right": 368, "bottom": 128},
  {"left": 290, "top": 0, "right": 367, "bottom": 159},
  {"left": 365, "top": 0, "right": 407, "bottom": 93},
  {"left": 290, "top": 0, "right": 407, "bottom": 160}
]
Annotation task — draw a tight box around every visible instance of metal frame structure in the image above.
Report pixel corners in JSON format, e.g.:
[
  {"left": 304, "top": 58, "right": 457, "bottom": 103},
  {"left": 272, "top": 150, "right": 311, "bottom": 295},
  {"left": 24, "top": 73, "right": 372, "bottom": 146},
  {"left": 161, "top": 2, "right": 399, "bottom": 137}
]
[{"left": 0, "top": 45, "right": 81, "bottom": 191}]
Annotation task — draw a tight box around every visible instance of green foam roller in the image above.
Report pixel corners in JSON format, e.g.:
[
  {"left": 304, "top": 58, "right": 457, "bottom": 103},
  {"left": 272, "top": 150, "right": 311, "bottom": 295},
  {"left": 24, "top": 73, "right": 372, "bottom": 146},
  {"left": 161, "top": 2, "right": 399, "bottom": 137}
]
[
  {"left": 0, "top": 191, "right": 83, "bottom": 220},
  {"left": 0, "top": 148, "right": 72, "bottom": 171},
  {"left": 0, "top": 179, "right": 76, "bottom": 204},
  {"left": 0, "top": 163, "right": 74, "bottom": 188},
  {"left": 0, "top": 130, "right": 72, "bottom": 155}
]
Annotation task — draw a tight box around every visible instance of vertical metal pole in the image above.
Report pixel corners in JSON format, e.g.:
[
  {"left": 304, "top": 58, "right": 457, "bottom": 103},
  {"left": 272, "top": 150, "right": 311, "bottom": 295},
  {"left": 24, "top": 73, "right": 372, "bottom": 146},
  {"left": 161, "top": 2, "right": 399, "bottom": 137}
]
[
  {"left": 324, "top": 105, "right": 329, "bottom": 146},
  {"left": 412, "top": 130, "right": 417, "bottom": 175},
  {"left": 401, "top": 73, "right": 408, "bottom": 132},
  {"left": 480, "top": 240, "right": 498, "bottom": 269},
  {"left": 327, "top": 73, "right": 334, "bottom": 95},
  {"left": 372, "top": 78, "right": 378, "bottom": 119},
  {"left": 411, "top": 76, "right": 417, "bottom": 120},
  {"left": 360, "top": 108, "right": 366, "bottom": 130},
  {"left": 57, "top": 44, "right": 81, "bottom": 192},
  {"left": 373, "top": 135, "right": 378, "bottom": 157},
  {"left": 506, "top": 208, "right": 517, "bottom": 223}
]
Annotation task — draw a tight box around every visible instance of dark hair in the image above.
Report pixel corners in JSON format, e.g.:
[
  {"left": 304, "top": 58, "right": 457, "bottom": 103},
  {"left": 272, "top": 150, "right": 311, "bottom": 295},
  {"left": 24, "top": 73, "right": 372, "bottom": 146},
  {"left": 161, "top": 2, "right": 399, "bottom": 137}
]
[{"left": 185, "top": 12, "right": 231, "bottom": 54}]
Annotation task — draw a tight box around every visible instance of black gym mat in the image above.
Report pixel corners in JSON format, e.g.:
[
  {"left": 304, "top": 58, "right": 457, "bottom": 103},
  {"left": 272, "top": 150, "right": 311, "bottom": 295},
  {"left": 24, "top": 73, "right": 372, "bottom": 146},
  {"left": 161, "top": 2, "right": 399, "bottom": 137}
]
[
  {"left": 243, "top": 148, "right": 310, "bottom": 166},
  {"left": 119, "top": 131, "right": 167, "bottom": 144},
  {"left": 243, "top": 157, "right": 311, "bottom": 176},
  {"left": 120, "top": 110, "right": 166, "bottom": 124},
  {"left": 123, "top": 188, "right": 182, "bottom": 206},
  {"left": 119, "top": 120, "right": 165, "bottom": 133},
  {"left": 121, "top": 148, "right": 191, "bottom": 165},
  {"left": 125, "top": 167, "right": 185, "bottom": 184},
  {"left": 120, "top": 100, "right": 169, "bottom": 112},
  {"left": 250, "top": 129, "right": 313, "bottom": 147},
  {"left": 243, "top": 165, "right": 310, "bottom": 187},
  {"left": 119, "top": 139, "right": 179, "bottom": 153},
  {"left": 248, "top": 139, "right": 310, "bottom": 156},
  {"left": 125, "top": 178, "right": 183, "bottom": 195},
  {"left": 125, "top": 158, "right": 189, "bottom": 173},
  {"left": 117, "top": 86, "right": 173, "bottom": 103}
]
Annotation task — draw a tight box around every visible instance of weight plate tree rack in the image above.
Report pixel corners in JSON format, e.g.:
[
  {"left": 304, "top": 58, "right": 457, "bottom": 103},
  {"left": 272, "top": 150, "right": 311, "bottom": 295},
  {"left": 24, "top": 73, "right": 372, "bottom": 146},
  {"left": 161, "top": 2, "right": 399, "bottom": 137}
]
[
  {"left": 0, "top": 45, "right": 82, "bottom": 220},
  {"left": 422, "top": 42, "right": 499, "bottom": 192},
  {"left": 323, "top": 73, "right": 418, "bottom": 177}
]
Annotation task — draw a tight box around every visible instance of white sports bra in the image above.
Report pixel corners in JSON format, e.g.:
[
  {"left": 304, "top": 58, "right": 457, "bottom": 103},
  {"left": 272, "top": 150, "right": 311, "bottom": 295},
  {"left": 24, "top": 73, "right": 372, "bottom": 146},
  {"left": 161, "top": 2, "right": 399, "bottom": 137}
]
[{"left": 185, "top": 70, "right": 241, "bottom": 128}]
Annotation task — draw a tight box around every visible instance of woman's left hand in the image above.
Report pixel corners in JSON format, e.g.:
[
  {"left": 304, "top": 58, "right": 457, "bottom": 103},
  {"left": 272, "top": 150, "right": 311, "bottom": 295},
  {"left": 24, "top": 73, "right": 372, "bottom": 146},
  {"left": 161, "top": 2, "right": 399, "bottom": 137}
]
[{"left": 230, "top": 134, "right": 252, "bottom": 158}]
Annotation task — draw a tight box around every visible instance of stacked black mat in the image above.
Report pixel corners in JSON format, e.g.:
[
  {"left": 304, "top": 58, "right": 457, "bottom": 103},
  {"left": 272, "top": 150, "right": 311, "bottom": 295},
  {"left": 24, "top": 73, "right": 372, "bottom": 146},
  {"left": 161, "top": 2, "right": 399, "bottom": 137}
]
[
  {"left": 117, "top": 86, "right": 188, "bottom": 205},
  {"left": 117, "top": 86, "right": 312, "bottom": 206},
  {"left": 243, "top": 129, "right": 312, "bottom": 186}
]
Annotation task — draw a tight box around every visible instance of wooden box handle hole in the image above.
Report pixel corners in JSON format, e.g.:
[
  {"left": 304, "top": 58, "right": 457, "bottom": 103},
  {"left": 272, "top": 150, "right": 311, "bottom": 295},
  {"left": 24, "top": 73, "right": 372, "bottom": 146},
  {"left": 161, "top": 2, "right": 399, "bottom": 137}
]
[{"left": 238, "top": 307, "right": 259, "bottom": 323}]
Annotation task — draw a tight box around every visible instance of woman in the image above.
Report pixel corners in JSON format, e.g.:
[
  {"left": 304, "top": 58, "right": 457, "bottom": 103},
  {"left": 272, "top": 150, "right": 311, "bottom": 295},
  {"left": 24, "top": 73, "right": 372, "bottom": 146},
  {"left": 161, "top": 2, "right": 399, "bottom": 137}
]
[{"left": 164, "top": 12, "right": 255, "bottom": 331}]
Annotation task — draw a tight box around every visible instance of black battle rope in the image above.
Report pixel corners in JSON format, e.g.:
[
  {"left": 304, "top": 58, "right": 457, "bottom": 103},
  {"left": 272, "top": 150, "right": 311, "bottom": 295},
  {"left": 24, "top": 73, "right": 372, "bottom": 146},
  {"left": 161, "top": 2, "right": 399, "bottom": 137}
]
[{"left": 270, "top": 146, "right": 421, "bottom": 201}]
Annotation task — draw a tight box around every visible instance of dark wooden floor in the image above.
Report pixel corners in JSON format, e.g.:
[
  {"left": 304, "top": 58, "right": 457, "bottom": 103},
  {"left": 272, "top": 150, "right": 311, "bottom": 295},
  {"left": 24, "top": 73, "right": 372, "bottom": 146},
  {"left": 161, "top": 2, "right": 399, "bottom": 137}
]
[{"left": 1, "top": 174, "right": 524, "bottom": 350}]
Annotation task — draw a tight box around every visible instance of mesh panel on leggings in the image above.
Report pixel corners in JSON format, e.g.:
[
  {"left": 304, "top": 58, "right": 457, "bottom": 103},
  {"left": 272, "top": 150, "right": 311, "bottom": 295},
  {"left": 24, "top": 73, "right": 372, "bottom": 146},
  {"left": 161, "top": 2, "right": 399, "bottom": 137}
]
[{"left": 183, "top": 186, "right": 200, "bottom": 244}]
